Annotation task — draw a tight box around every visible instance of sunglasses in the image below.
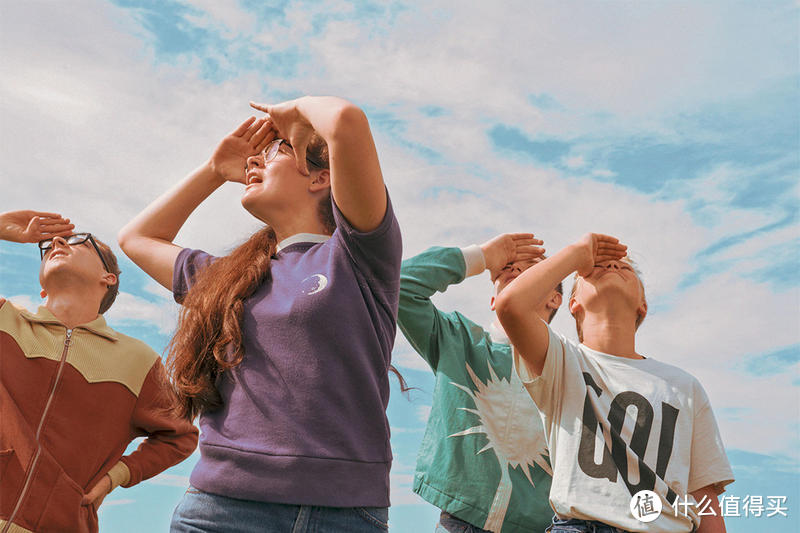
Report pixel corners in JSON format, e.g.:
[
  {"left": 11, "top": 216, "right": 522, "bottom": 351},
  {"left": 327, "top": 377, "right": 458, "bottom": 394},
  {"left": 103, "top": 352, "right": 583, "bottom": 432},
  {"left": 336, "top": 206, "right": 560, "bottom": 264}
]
[
  {"left": 39, "top": 233, "right": 110, "bottom": 273},
  {"left": 262, "top": 139, "right": 327, "bottom": 169}
]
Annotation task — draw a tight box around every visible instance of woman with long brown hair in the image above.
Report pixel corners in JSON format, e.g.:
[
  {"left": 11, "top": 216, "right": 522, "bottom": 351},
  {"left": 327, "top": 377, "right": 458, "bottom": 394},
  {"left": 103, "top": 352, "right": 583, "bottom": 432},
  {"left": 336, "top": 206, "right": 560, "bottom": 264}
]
[{"left": 118, "top": 96, "right": 402, "bottom": 532}]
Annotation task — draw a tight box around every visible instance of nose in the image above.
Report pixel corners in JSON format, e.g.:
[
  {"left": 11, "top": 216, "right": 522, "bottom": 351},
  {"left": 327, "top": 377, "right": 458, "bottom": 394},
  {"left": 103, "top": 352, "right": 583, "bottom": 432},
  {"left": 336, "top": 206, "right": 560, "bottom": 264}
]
[
  {"left": 605, "top": 262, "right": 620, "bottom": 270},
  {"left": 51, "top": 236, "right": 69, "bottom": 248},
  {"left": 246, "top": 154, "right": 263, "bottom": 170}
]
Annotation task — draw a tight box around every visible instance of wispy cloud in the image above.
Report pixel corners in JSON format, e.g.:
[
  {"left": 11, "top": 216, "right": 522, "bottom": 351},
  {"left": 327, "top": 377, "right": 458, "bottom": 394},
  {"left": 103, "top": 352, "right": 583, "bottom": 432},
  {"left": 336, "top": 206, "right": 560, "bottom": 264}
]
[{"left": 146, "top": 473, "right": 191, "bottom": 487}]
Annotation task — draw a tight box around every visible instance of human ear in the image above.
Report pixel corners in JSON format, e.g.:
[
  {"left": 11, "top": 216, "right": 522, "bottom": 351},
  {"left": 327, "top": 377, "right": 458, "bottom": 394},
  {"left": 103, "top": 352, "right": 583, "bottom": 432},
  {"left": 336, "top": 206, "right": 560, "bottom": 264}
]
[
  {"left": 568, "top": 296, "right": 580, "bottom": 315},
  {"left": 308, "top": 169, "right": 331, "bottom": 192},
  {"left": 547, "top": 292, "right": 563, "bottom": 312},
  {"left": 101, "top": 272, "right": 117, "bottom": 288},
  {"left": 637, "top": 300, "right": 648, "bottom": 322}
]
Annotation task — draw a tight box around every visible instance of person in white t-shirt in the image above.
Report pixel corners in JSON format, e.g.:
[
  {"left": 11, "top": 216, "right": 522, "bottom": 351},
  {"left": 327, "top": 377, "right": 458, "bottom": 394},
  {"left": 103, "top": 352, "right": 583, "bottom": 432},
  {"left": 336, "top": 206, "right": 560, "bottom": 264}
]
[{"left": 495, "top": 233, "right": 734, "bottom": 533}]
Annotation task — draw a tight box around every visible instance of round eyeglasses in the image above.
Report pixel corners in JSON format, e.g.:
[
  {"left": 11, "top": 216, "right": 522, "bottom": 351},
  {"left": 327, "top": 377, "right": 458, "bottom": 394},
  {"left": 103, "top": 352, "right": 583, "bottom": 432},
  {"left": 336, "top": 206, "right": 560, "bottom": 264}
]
[{"left": 262, "top": 139, "right": 327, "bottom": 169}]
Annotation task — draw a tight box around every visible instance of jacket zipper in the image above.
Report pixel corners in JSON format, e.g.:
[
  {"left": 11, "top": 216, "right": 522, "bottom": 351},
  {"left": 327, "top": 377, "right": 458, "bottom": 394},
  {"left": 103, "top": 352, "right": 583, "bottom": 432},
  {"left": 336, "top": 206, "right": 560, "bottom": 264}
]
[{"left": 3, "top": 328, "right": 73, "bottom": 533}]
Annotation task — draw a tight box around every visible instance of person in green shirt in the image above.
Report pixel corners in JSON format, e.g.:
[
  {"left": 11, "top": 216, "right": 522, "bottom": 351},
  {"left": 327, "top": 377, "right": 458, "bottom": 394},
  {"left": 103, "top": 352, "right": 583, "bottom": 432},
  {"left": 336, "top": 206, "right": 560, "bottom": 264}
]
[{"left": 398, "top": 232, "right": 563, "bottom": 533}]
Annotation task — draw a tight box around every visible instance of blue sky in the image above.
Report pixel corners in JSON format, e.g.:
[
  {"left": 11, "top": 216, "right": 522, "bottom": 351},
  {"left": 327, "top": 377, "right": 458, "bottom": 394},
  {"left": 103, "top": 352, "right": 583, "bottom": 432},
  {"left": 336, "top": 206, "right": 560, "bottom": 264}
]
[{"left": 1, "top": 1, "right": 798, "bottom": 531}]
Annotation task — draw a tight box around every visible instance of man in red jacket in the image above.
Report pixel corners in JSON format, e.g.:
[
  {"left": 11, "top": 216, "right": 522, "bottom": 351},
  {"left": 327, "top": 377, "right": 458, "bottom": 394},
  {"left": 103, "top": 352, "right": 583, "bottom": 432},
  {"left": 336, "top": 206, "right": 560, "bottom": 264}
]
[{"left": 0, "top": 210, "right": 198, "bottom": 533}]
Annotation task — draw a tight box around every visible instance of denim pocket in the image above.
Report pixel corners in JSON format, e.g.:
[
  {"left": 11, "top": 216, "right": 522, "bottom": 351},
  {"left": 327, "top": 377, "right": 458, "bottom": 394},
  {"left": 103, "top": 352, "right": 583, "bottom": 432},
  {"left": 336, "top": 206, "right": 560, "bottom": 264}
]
[{"left": 355, "top": 506, "right": 389, "bottom": 530}]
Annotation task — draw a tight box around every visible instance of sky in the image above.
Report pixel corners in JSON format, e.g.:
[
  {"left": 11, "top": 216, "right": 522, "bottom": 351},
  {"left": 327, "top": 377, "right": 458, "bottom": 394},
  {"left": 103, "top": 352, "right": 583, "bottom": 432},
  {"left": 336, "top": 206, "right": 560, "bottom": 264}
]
[{"left": 0, "top": 0, "right": 798, "bottom": 531}]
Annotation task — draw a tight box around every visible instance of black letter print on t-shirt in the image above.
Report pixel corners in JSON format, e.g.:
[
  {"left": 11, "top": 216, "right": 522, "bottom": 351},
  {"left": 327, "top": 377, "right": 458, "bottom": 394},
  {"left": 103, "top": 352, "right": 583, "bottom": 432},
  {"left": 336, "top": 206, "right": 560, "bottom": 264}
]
[{"left": 577, "top": 372, "right": 680, "bottom": 504}]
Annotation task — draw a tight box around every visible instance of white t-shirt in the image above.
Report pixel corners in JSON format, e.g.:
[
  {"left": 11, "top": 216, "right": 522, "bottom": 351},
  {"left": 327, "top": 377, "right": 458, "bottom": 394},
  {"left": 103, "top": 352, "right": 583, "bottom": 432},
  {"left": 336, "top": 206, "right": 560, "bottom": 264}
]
[{"left": 516, "top": 326, "right": 734, "bottom": 533}]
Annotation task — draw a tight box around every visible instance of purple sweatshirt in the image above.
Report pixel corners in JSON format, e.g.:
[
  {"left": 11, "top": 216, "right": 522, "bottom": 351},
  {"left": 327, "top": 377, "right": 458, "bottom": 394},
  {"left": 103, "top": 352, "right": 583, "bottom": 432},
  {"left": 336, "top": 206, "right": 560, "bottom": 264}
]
[{"left": 172, "top": 195, "right": 401, "bottom": 507}]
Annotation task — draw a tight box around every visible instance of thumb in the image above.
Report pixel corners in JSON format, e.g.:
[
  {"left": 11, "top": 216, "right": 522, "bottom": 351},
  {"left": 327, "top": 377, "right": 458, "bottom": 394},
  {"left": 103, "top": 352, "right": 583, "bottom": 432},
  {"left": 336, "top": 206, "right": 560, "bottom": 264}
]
[
  {"left": 292, "top": 138, "right": 310, "bottom": 176},
  {"left": 24, "top": 216, "right": 39, "bottom": 235}
]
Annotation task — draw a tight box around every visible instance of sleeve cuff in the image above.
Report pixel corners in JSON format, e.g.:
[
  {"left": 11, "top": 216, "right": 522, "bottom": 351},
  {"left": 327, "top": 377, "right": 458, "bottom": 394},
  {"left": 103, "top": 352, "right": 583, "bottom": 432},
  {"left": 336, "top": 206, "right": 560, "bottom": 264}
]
[
  {"left": 107, "top": 461, "right": 131, "bottom": 490},
  {"left": 460, "top": 245, "right": 486, "bottom": 278}
]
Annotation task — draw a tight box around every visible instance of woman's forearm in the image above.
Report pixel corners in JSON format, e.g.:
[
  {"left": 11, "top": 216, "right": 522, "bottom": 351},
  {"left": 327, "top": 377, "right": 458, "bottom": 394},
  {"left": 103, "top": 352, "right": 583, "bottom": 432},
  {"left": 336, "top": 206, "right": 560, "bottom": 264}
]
[
  {"left": 120, "top": 162, "right": 223, "bottom": 245},
  {"left": 118, "top": 161, "right": 224, "bottom": 289}
]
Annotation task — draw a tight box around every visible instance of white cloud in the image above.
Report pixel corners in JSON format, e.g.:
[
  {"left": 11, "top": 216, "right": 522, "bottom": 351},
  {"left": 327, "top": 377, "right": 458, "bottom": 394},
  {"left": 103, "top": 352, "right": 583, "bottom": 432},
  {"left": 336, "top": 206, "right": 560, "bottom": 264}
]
[
  {"left": 416, "top": 405, "right": 432, "bottom": 424},
  {"left": 591, "top": 169, "right": 615, "bottom": 178},
  {"left": 98, "top": 499, "right": 136, "bottom": 509},
  {"left": 7, "top": 294, "right": 40, "bottom": 313},
  {"left": 564, "top": 155, "right": 586, "bottom": 169},
  {"left": 146, "top": 473, "right": 191, "bottom": 487},
  {"left": 104, "top": 291, "right": 178, "bottom": 334}
]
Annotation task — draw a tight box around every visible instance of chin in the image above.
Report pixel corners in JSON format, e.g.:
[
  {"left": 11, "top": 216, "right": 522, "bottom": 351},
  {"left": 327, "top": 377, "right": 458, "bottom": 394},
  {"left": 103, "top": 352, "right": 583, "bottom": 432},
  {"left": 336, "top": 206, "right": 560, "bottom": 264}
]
[{"left": 240, "top": 195, "right": 269, "bottom": 224}]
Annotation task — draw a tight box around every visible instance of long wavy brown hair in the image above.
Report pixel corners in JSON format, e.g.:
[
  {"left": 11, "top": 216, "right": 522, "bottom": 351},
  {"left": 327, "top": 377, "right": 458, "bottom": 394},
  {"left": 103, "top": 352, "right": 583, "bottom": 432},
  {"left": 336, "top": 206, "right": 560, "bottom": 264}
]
[{"left": 167, "top": 135, "right": 408, "bottom": 419}]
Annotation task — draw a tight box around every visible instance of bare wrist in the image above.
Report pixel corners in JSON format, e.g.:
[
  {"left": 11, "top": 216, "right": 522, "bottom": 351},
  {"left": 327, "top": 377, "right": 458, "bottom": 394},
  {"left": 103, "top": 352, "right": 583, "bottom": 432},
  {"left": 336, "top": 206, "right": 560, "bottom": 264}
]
[{"left": 201, "top": 160, "right": 226, "bottom": 188}]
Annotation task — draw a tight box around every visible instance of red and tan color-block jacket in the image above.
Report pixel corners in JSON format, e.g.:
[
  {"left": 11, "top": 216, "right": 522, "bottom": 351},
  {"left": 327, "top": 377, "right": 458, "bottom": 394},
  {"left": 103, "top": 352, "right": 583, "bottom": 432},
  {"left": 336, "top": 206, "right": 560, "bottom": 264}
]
[{"left": 0, "top": 300, "right": 198, "bottom": 533}]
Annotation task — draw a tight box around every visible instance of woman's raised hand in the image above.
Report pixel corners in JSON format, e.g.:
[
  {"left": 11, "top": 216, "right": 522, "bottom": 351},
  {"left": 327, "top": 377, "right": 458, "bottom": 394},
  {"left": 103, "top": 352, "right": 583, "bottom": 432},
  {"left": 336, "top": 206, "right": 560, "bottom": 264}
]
[
  {"left": 250, "top": 99, "right": 315, "bottom": 176},
  {"left": 574, "top": 233, "right": 628, "bottom": 277},
  {"left": 209, "top": 116, "right": 276, "bottom": 184},
  {"left": 0, "top": 210, "right": 74, "bottom": 243}
]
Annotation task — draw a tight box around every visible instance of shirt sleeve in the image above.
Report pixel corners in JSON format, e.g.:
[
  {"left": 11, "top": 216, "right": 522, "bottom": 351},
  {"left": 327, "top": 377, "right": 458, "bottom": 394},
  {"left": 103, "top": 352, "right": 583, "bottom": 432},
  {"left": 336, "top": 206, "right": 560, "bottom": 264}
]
[
  {"left": 516, "top": 324, "right": 571, "bottom": 419},
  {"left": 398, "top": 246, "right": 487, "bottom": 372},
  {"left": 172, "top": 248, "right": 217, "bottom": 304},
  {"left": 331, "top": 188, "right": 402, "bottom": 290},
  {"left": 687, "top": 382, "right": 735, "bottom": 493},
  {"left": 119, "top": 359, "right": 199, "bottom": 487}
]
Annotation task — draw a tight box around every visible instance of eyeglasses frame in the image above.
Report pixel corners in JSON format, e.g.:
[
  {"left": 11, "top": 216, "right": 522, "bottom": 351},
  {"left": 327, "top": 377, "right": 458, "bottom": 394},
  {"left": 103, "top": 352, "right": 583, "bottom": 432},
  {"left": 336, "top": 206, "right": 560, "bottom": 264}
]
[
  {"left": 262, "top": 139, "right": 327, "bottom": 170},
  {"left": 38, "top": 233, "right": 111, "bottom": 273}
]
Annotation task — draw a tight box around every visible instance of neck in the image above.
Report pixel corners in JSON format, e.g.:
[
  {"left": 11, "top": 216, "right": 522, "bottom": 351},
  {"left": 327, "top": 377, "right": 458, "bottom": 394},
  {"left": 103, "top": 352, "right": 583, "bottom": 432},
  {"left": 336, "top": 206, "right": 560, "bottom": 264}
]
[
  {"left": 267, "top": 209, "right": 330, "bottom": 244},
  {"left": 44, "top": 289, "right": 102, "bottom": 329},
  {"left": 580, "top": 314, "right": 640, "bottom": 359}
]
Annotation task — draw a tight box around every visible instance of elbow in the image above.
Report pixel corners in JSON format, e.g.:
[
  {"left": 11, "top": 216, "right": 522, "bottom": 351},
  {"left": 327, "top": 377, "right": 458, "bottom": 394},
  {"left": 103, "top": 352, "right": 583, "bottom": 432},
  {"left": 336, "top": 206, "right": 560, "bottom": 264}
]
[
  {"left": 329, "top": 103, "right": 369, "bottom": 142},
  {"left": 495, "top": 290, "right": 521, "bottom": 324},
  {"left": 117, "top": 225, "right": 134, "bottom": 255}
]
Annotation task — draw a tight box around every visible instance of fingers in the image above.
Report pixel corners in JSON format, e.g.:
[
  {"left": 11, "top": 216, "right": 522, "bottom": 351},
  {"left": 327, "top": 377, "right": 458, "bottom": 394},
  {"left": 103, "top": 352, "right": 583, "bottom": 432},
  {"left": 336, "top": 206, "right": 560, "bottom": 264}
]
[
  {"left": 243, "top": 117, "right": 268, "bottom": 142},
  {"left": 514, "top": 245, "right": 546, "bottom": 259},
  {"left": 38, "top": 225, "right": 75, "bottom": 239},
  {"left": 291, "top": 137, "right": 310, "bottom": 176},
  {"left": 81, "top": 475, "right": 111, "bottom": 506},
  {"left": 249, "top": 101, "right": 269, "bottom": 113},
  {"left": 81, "top": 483, "right": 103, "bottom": 505},
  {"left": 254, "top": 128, "right": 277, "bottom": 153},
  {"left": 29, "top": 211, "right": 66, "bottom": 220},
  {"left": 250, "top": 119, "right": 275, "bottom": 150},
  {"left": 232, "top": 116, "right": 257, "bottom": 137}
]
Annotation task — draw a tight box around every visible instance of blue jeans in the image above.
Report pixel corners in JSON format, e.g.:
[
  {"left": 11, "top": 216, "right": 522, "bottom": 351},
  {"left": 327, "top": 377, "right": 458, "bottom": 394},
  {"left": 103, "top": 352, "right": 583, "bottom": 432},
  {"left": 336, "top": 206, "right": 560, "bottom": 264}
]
[
  {"left": 435, "top": 511, "right": 491, "bottom": 533},
  {"left": 546, "top": 517, "right": 631, "bottom": 533},
  {"left": 170, "top": 486, "right": 389, "bottom": 533}
]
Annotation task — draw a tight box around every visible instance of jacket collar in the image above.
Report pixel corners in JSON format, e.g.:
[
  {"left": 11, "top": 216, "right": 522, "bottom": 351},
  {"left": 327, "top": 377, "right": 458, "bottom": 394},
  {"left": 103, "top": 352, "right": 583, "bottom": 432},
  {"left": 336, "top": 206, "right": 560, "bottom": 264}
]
[{"left": 20, "top": 306, "right": 118, "bottom": 341}]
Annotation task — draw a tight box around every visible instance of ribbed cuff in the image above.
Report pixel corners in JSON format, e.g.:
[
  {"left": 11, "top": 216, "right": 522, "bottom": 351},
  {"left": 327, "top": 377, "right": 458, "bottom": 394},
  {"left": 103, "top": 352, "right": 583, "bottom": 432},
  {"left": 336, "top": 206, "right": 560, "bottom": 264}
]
[
  {"left": 460, "top": 245, "right": 486, "bottom": 278},
  {"left": 107, "top": 461, "right": 131, "bottom": 490}
]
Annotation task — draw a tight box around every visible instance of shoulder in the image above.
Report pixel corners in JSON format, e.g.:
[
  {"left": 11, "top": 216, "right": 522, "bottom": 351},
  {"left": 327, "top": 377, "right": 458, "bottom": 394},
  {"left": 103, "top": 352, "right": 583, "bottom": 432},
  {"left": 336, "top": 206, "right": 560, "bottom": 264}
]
[
  {"left": 546, "top": 324, "right": 582, "bottom": 359},
  {"left": 332, "top": 189, "right": 400, "bottom": 245},
  {"left": 110, "top": 330, "right": 160, "bottom": 364},
  {"left": 100, "top": 328, "right": 161, "bottom": 384},
  {"left": 641, "top": 357, "right": 700, "bottom": 387},
  {"left": 0, "top": 298, "right": 29, "bottom": 333}
]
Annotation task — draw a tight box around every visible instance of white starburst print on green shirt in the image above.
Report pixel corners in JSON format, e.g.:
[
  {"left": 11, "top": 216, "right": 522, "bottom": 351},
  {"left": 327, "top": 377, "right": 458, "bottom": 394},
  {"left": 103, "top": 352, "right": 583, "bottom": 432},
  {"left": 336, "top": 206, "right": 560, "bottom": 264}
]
[{"left": 450, "top": 361, "right": 552, "bottom": 531}]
